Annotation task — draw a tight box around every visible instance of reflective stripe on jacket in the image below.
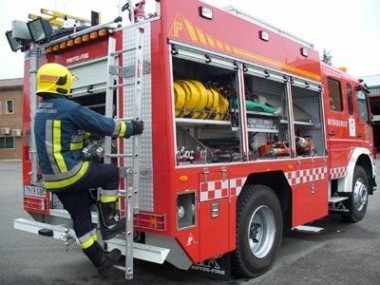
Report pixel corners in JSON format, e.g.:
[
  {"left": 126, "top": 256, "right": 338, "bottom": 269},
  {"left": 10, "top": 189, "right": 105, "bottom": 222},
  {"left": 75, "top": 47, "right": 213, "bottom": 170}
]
[{"left": 34, "top": 95, "right": 130, "bottom": 190}]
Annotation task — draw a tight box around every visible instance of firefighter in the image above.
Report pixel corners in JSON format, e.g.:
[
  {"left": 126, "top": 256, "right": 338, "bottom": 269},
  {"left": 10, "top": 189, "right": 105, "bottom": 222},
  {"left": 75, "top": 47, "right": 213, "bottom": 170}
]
[{"left": 34, "top": 63, "right": 144, "bottom": 276}]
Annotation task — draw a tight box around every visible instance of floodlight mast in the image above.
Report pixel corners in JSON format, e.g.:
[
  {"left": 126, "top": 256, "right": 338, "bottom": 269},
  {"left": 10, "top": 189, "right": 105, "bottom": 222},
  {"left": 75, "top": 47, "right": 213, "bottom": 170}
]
[
  {"left": 5, "top": 18, "right": 44, "bottom": 184},
  {"left": 25, "top": 18, "right": 54, "bottom": 184},
  {"left": 29, "top": 44, "right": 40, "bottom": 185}
]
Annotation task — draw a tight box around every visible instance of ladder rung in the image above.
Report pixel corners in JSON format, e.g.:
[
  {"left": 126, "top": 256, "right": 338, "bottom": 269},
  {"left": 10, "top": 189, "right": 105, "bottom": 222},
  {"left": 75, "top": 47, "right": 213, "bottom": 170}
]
[
  {"left": 328, "top": 196, "right": 348, "bottom": 203},
  {"left": 105, "top": 153, "right": 137, "bottom": 158},
  {"left": 111, "top": 46, "right": 137, "bottom": 56},
  {"left": 117, "top": 117, "right": 134, "bottom": 121},
  {"left": 108, "top": 82, "right": 136, "bottom": 89},
  {"left": 118, "top": 189, "right": 137, "bottom": 196},
  {"left": 113, "top": 265, "right": 133, "bottom": 280}
]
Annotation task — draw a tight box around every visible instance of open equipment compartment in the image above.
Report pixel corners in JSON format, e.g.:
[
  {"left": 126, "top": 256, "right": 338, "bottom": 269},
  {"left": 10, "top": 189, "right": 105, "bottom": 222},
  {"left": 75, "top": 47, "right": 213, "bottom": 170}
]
[{"left": 171, "top": 44, "right": 325, "bottom": 165}]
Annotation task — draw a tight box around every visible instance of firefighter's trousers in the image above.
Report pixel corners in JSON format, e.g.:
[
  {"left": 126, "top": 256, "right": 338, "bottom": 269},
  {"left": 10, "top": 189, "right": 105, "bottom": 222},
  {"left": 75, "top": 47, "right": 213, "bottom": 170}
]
[{"left": 53, "top": 162, "right": 120, "bottom": 240}]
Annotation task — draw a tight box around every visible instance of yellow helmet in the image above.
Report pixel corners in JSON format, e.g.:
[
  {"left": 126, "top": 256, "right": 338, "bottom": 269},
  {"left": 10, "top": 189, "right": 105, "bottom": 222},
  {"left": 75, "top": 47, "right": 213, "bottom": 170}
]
[{"left": 36, "top": 63, "right": 76, "bottom": 96}]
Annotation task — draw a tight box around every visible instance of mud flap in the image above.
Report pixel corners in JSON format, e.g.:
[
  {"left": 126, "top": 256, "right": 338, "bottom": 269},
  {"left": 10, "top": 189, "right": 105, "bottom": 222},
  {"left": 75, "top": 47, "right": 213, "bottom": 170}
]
[
  {"left": 189, "top": 254, "right": 231, "bottom": 280},
  {"left": 369, "top": 176, "right": 377, "bottom": 194}
]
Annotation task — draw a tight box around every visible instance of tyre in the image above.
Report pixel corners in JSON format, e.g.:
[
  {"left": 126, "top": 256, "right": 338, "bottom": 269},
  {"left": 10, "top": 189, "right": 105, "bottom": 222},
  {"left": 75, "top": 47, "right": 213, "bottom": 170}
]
[
  {"left": 232, "top": 184, "right": 283, "bottom": 278},
  {"left": 343, "top": 165, "right": 369, "bottom": 223}
]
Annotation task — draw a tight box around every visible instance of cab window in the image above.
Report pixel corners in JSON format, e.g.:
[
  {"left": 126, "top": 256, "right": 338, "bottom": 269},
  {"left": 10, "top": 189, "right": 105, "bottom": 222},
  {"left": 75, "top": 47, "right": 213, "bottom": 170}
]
[
  {"left": 327, "top": 78, "right": 343, "bottom": 111},
  {"left": 356, "top": 90, "right": 369, "bottom": 121},
  {"left": 347, "top": 83, "right": 354, "bottom": 115}
]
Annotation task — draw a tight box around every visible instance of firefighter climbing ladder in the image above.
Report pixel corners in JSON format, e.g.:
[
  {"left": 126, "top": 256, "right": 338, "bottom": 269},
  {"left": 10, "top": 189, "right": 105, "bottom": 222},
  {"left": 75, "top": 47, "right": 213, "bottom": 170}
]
[{"left": 103, "top": 26, "right": 145, "bottom": 280}]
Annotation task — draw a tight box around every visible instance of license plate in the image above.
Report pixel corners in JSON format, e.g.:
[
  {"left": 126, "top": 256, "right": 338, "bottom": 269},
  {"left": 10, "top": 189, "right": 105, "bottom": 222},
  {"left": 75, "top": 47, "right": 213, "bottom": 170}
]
[{"left": 23, "top": 185, "right": 46, "bottom": 198}]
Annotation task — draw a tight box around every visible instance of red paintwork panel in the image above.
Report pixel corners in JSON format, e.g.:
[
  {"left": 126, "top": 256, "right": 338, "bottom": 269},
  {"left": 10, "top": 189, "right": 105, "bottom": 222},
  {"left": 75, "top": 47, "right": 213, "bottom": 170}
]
[{"left": 160, "top": 0, "right": 321, "bottom": 81}]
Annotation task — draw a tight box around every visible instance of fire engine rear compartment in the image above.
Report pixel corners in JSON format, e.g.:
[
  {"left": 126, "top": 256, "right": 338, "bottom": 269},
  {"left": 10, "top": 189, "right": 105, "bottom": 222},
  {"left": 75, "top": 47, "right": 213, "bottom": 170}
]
[{"left": 171, "top": 49, "right": 326, "bottom": 165}]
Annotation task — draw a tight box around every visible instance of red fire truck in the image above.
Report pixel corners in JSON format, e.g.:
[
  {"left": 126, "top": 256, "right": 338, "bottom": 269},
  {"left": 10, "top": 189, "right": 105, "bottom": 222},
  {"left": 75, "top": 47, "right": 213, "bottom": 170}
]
[{"left": 12, "top": 0, "right": 376, "bottom": 280}]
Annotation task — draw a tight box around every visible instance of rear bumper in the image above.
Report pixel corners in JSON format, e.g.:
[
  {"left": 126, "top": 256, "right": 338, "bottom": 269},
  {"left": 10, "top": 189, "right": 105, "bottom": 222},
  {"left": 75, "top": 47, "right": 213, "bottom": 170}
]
[{"left": 14, "top": 217, "right": 169, "bottom": 264}]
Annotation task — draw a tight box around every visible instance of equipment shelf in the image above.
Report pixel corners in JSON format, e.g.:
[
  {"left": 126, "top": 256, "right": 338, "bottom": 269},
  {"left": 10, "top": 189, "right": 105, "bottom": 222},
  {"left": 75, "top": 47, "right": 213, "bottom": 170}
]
[{"left": 175, "top": 118, "right": 231, "bottom": 126}]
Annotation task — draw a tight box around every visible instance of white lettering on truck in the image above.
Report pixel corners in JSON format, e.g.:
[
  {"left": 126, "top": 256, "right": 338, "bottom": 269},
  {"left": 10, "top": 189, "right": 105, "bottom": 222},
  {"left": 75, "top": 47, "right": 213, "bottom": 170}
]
[
  {"left": 327, "top": 118, "right": 348, "bottom": 127},
  {"left": 66, "top": 53, "right": 89, "bottom": 64}
]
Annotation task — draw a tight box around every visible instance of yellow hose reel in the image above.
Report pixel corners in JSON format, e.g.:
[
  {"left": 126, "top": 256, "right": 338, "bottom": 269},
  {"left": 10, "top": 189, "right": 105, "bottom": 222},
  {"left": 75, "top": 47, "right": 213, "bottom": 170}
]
[{"left": 174, "top": 79, "right": 229, "bottom": 120}]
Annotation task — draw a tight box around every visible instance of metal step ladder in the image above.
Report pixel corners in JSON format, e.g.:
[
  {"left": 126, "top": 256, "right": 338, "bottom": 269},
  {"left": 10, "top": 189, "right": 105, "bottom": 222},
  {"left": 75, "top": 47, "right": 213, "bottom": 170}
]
[{"left": 103, "top": 25, "right": 145, "bottom": 280}]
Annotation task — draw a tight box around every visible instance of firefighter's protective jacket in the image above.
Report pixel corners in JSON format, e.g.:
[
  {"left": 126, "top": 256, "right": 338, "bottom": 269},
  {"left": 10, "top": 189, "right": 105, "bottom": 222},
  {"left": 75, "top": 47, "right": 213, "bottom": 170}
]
[{"left": 34, "top": 95, "right": 131, "bottom": 190}]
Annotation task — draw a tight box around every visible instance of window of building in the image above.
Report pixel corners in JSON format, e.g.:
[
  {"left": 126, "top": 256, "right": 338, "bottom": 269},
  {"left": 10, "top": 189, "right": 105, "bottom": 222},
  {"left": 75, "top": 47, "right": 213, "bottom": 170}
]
[
  {"left": 6, "top": 100, "right": 14, "bottom": 114},
  {"left": 327, "top": 78, "right": 343, "bottom": 111},
  {"left": 0, "top": 136, "right": 14, "bottom": 149}
]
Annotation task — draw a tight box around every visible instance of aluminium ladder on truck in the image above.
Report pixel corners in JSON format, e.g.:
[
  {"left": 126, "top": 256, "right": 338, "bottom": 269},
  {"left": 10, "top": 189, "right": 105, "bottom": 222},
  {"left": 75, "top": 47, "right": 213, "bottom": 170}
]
[{"left": 103, "top": 26, "right": 144, "bottom": 280}]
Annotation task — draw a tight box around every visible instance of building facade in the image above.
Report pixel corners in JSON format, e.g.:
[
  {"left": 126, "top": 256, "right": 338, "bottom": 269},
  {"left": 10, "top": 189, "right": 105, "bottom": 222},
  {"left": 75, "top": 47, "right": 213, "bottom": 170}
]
[
  {"left": 363, "top": 74, "right": 380, "bottom": 95},
  {"left": 0, "top": 78, "right": 23, "bottom": 160}
]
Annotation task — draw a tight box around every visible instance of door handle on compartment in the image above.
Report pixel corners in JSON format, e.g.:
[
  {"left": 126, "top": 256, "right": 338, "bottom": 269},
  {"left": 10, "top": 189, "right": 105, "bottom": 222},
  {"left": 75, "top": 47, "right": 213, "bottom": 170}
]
[{"left": 328, "top": 130, "right": 336, "bottom": 136}]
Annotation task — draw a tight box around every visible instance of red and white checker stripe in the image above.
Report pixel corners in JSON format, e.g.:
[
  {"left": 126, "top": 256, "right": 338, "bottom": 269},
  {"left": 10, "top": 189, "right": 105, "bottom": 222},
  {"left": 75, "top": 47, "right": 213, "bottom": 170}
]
[
  {"left": 200, "top": 180, "right": 229, "bottom": 202},
  {"left": 229, "top": 177, "right": 246, "bottom": 197},
  {"left": 285, "top": 167, "right": 327, "bottom": 185},
  {"left": 329, "top": 167, "right": 347, "bottom": 179},
  {"left": 199, "top": 167, "right": 328, "bottom": 202}
]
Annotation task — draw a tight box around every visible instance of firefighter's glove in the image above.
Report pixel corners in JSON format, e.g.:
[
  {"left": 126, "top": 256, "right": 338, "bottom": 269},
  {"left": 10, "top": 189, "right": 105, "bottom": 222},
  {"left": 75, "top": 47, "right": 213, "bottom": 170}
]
[{"left": 131, "top": 119, "right": 144, "bottom": 136}]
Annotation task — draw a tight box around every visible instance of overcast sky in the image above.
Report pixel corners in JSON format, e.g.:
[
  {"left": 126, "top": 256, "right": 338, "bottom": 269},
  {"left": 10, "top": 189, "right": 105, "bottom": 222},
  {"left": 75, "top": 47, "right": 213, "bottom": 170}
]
[{"left": 1, "top": 0, "right": 380, "bottom": 80}]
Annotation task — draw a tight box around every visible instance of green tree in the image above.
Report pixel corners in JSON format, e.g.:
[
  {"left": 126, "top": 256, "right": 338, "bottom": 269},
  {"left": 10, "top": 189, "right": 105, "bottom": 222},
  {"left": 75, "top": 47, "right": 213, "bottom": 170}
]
[{"left": 322, "top": 49, "right": 332, "bottom": 65}]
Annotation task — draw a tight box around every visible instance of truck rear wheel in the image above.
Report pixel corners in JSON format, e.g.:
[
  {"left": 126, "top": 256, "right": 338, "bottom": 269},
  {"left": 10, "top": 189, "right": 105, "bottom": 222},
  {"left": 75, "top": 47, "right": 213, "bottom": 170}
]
[
  {"left": 343, "top": 165, "right": 369, "bottom": 223},
  {"left": 232, "top": 184, "right": 283, "bottom": 278}
]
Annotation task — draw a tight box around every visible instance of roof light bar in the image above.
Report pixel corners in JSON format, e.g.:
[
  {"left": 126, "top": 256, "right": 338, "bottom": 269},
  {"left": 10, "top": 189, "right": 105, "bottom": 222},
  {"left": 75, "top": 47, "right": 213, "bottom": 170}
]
[{"left": 45, "top": 28, "right": 109, "bottom": 54}]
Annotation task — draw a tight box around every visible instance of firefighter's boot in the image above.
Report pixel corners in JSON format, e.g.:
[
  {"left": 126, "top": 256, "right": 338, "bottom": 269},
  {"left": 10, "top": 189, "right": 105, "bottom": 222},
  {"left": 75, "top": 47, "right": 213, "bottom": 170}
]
[
  {"left": 98, "top": 201, "right": 126, "bottom": 240},
  {"left": 83, "top": 241, "right": 121, "bottom": 276}
]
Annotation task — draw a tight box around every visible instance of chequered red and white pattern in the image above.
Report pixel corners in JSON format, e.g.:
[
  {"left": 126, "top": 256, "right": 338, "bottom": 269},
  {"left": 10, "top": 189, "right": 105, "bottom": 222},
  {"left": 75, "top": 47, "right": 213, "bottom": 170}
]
[
  {"left": 199, "top": 167, "right": 328, "bottom": 202},
  {"left": 285, "top": 167, "right": 327, "bottom": 185},
  {"left": 329, "top": 166, "right": 347, "bottom": 179},
  {"left": 229, "top": 177, "right": 246, "bottom": 197},
  {"left": 200, "top": 180, "right": 229, "bottom": 202}
]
